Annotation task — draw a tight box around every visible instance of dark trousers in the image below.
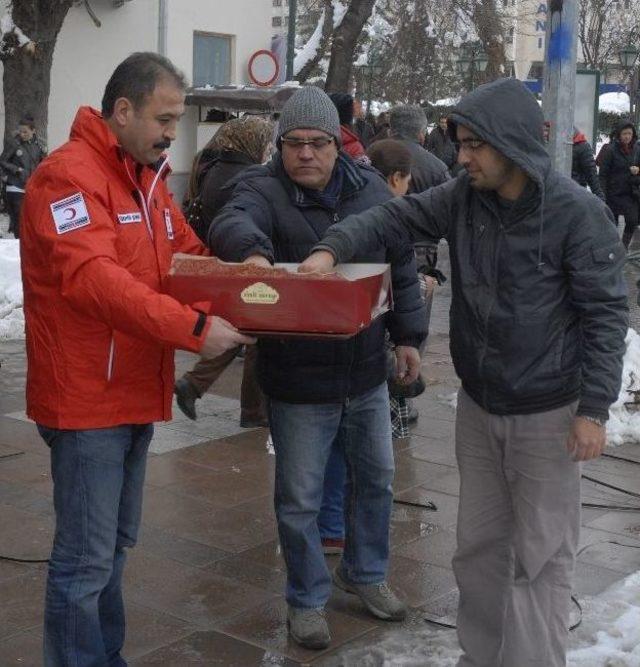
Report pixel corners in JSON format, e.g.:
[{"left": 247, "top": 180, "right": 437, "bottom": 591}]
[
  {"left": 6, "top": 191, "right": 23, "bottom": 239},
  {"left": 183, "top": 344, "right": 266, "bottom": 424}
]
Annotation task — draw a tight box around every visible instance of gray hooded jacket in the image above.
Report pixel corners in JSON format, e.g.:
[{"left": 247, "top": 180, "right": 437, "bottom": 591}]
[{"left": 315, "top": 78, "right": 628, "bottom": 420}]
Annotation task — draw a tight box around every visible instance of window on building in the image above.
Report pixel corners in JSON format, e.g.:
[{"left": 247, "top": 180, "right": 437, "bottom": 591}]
[
  {"left": 272, "top": 16, "right": 282, "bottom": 26},
  {"left": 273, "top": 0, "right": 282, "bottom": 5},
  {"left": 528, "top": 61, "right": 544, "bottom": 79},
  {"left": 193, "top": 32, "right": 233, "bottom": 87},
  {"left": 538, "top": 37, "right": 543, "bottom": 49},
  {"left": 284, "top": 16, "right": 289, "bottom": 26},
  {"left": 506, "top": 26, "right": 514, "bottom": 44}
]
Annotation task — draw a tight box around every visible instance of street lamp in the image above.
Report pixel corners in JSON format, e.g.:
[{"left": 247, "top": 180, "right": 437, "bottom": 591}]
[
  {"left": 618, "top": 43, "right": 640, "bottom": 123},
  {"left": 456, "top": 41, "right": 489, "bottom": 91},
  {"left": 356, "top": 60, "right": 384, "bottom": 116},
  {"left": 619, "top": 44, "right": 639, "bottom": 69}
]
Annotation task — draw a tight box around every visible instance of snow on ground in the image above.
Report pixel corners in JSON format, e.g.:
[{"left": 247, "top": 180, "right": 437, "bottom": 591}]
[
  {"left": 568, "top": 570, "right": 640, "bottom": 666},
  {"left": 437, "top": 329, "right": 640, "bottom": 447},
  {"left": 0, "top": 211, "right": 23, "bottom": 340},
  {"left": 600, "top": 92, "right": 631, "bottom": 115},
  {"left": 332, "top": 569, "right": 640, "bottom": 666},
  {"left": 608, "top": 328, "right": 640, "bottom": 446}
]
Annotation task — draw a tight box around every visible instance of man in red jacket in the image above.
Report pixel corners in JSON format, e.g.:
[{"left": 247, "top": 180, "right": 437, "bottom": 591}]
[{"left": 20, "top": 52, "right": 255, "bottom": 667}]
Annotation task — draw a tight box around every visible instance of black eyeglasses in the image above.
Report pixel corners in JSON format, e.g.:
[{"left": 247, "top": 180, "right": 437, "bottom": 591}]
[
  {"left": 457, "top": 138, "right": 487, "bottom": 152},
  {"left": 281, "top": 136, "right": 335, "bottom": 150}
]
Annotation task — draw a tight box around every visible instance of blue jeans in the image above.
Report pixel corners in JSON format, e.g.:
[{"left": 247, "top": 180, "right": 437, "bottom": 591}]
[
  {"left": 268, "top": 382, "right": 395, "bottom": 609},
  {"left": 38, "top": 424, "right": 153, "bottom": 667},
  {"left": 318, "top": 443, "right": 347, "bottom": 540}
]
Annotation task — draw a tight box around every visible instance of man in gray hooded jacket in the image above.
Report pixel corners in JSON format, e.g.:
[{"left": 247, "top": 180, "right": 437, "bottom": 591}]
[{"left": 300, "top": 78, "right": 628, "bottom": 667}]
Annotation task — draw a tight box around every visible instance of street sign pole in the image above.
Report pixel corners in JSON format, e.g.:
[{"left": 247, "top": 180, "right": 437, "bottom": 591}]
[
  {"left": 542, "top": 0, "right": 578, "bottom": 175},
  {"left": 286, "top": 0, "right": 298, "bottom": 81}
]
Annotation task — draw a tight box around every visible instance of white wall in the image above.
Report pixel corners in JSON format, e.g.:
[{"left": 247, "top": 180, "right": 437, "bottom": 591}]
[
  {"left": 165, "top": 0, "right": 272, "bottom": 176},
  {"left": 10, "top": 0, "right": 269, "bottom": 178},
  {"left": 49, "top": 0, "right": 158, "bottom": 152}
]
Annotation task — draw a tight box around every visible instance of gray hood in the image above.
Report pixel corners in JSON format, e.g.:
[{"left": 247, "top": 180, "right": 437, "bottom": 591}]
[
  {"left": 448, "top": 78, "right": 551, "bottom": 189},
  {"left": 449, "top": 78, "right": 551, "bottom": 269}
]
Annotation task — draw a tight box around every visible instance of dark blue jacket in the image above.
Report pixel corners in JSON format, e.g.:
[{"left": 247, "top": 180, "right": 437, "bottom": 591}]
[
  {"left": 316, "top": 79, "right": 628, "bottom": 420},
  {"left": 208, "top": 153, "right": 427, "bottom": 403}
]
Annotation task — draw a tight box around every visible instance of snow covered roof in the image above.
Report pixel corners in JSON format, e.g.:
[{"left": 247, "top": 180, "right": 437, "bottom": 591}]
[
  {"left": 185, "top": 86, "right": 299, "bottom": 114},
  {"left": 599, "top": 92, "right": 631, "bottom": 115}
]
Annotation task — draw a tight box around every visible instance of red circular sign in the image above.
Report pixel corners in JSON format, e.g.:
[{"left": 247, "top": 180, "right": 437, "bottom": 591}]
[{"left": 248, "top": 50, "right": 279, "bottom": 87}]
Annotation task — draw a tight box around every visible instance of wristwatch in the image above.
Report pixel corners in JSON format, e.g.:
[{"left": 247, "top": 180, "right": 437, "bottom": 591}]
[{"left": 580, "top": 415, "right": 607, "bottom": 427}]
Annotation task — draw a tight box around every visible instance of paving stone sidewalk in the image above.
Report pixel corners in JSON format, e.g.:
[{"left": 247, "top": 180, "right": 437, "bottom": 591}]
[{"left": 1, "top": 243, "right": 640, "bottom": 666}]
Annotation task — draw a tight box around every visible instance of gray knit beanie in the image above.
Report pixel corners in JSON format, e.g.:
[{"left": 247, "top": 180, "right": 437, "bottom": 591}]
[
  {"left": 390, "top": 105, "right": 427, "bottom": 140},
  {"left": 276, "top": 86, "right": 342, "bottom": 148}
]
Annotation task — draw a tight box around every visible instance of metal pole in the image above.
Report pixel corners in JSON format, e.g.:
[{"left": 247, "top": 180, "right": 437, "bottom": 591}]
[
  {"left": 542, "top": 0, "right": 578, "bottom": 175},
  {"left": 158, "top": 0, "right": 168, "bottom": 55},
  {"left": 633, "top": 67, "right": 639, "bottom": 126},
  {"left": 286, "top": 0, "right": 298, "bottom": 80}
]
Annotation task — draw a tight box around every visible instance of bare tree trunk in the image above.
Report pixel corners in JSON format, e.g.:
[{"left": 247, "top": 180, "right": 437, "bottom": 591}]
[
  {"left": 3, "top": 0, "right": 73, "bottom": 147},
  {"left": 296, "top": 0, "right": 334, "bottom": 83},
  {"left": 325, "top": 0, "right": 376, "bottom": 94},
  {"left": 472, "top": 0, "right": 506, "bottom": 81}
]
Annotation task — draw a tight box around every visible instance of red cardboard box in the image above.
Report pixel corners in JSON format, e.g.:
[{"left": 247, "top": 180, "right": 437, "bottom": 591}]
[{"left": 165, "top": 254, "right": 391, "bottom": 337}]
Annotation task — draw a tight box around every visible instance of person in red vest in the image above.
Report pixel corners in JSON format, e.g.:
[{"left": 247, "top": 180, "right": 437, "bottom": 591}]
[
  {"left": 20, "top": 52, "right": 255, "bottom": 667},
  {"left": 328, "top": 92, "right": 368, "bottom": 163}
]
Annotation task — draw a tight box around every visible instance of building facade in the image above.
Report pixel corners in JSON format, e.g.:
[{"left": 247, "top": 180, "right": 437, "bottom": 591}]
[{"left": 0, "top": 0, "right": 272, "bottom": 181}]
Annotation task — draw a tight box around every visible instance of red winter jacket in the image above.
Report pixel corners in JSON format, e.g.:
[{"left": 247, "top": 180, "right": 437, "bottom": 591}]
[
  {"left": 340, "top": 125, "right": 367, "bottom": 160},
  {"left": 21, "top": 107, "right": 209, "bottom": 429}
]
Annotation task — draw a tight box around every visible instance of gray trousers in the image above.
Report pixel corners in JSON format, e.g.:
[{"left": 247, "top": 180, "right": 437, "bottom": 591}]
[{"left": 453, "top": 389, "right": 581, "bottom": 667}]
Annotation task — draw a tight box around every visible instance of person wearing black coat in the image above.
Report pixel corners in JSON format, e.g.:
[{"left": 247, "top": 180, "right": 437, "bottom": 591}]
[
  {"left": 571, "top": 128, "right": 605, "bottom": 201},
  {"left": 0, "top": 116, "right": 46, "bottom": 238},
  {"left": 302, "top": 78, "right": 628, "bottom": 667},
  {"left": 183, "top": 117, "right": 273, "bottom": 243},
  {"left": 209, "top": 86, "right": 426, "bottom": 650},
  {"left": 598, "top": 119, "right": 640, "bottom": 247},
  {"left": 426, "top": 115, "right": 457, "bottom": 170},
  {"left": 175, "top": 116, "right": 273, "bottom": 426},
  {"left": 389, "top": 105, "right": 450, "bottom": 194}
]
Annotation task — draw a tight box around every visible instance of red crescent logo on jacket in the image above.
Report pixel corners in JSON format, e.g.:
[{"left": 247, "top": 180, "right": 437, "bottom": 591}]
[{"left": 50, "top": 193, "right": 91, "bottom": 235}]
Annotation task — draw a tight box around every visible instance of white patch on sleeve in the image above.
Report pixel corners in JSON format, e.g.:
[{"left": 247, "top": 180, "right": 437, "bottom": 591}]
[
  {"left": 50, "top": 193, "right": 91, "bottom": 234},
  {"left": 164, "top": 208, "right": 174, "bottom": 240},
  {"left": 117, "top": 212, "right": 142, "bottom": 224}
]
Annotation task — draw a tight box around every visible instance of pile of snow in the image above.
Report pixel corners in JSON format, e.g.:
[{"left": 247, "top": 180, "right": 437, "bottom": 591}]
[
  {"left": 600, "top": 92, "right": 631, "bottom": 115},
  {"left": 332, "top": 569, "right": 640, "bottom": 665},
  {"left": 0, "top": 239, "right": 24, "bottom": 340},
  {"left": 568, "top": 570, "right": 640, "bottom": 665},
  {"left": 369, "top": 100, "right": 391, "bottom": 116},
  {"left": 607, "top": 328, "right": 640, "bottom": 446},
  {"left": 433, "top": 97, "right": 460, "bottom": 108}
]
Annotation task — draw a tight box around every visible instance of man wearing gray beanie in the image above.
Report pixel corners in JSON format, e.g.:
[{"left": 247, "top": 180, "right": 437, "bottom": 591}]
[
  {"left": 209, "top": 85, "right": 426, "bottom": 650},
  {"left": 390, "top": 104, "right": 450, "bottom": 194}
]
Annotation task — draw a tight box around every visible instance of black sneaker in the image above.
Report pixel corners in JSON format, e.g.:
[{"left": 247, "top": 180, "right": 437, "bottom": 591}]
[{"left": 174, "top": 378, "right": 199, "bottom": 421}]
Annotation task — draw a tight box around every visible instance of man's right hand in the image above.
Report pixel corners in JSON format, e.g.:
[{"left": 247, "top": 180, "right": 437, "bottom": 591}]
[
  {"left": 200, "top": 316, "right": 256, "bottom": 359},
  {"left": 298, "top": 250, "right": 336, "bottom": 274},
  {"left": 243, "top": 254, "right": 271, "bottom": 268}
]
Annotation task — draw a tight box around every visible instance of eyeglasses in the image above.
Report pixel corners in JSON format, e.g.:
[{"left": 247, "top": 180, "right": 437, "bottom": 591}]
[
  {"left": 281, "top": 136, "right": 335, "bottom": 150},
  {"left": 457, "top": 138, "right": 487, "bottom": 152}
]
